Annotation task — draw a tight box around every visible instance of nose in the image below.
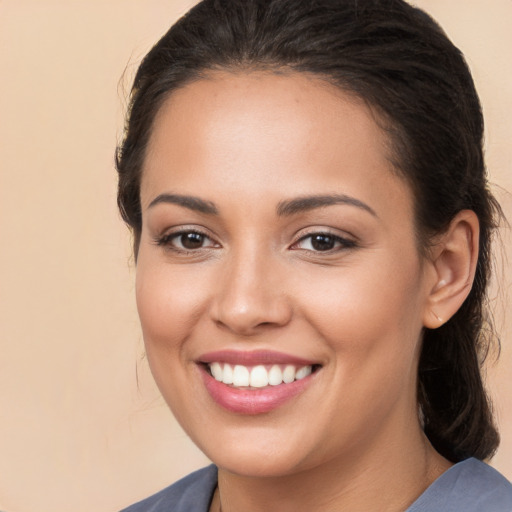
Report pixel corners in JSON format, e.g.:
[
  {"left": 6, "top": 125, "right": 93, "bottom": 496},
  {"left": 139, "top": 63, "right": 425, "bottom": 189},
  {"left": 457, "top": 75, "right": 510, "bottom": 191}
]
[{"left": 210, "top": 250, "right": 293, "bottom": 336}]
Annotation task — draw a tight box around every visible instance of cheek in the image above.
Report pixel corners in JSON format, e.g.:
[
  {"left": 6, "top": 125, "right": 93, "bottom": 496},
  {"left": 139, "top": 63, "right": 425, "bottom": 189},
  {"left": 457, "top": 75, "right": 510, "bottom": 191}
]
[
  {"left": 295, "top": 250, "right": 426, "bottom": 374},
  {"left": 134, "top": 258, "right": 211, "bottom": 418},
  {"left": 306, "top": 256, "right": 422, "bottom": 325},
  {"left": 135, "top": 256, "right": 209, "bottom": 351},
  {"left": 298, "top": 259, "right": 425, "bottom": 436}
]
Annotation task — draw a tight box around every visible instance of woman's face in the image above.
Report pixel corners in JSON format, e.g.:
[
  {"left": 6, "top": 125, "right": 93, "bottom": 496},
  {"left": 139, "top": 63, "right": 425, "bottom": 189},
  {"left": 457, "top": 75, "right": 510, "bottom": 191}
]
[{"left": 136, "top": 72, "right": 436, "bottom": 477}]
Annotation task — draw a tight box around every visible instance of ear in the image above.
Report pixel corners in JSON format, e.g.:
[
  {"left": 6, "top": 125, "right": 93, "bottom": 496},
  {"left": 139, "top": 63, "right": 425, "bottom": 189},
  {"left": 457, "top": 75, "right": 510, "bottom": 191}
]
[{"left": 423, "top": 210, "right": 480, "bottom": 329}]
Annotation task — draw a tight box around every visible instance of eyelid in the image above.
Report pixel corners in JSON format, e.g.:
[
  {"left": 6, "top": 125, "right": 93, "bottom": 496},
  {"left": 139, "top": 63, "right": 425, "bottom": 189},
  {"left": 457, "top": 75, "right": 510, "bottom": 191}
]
[
  {"left": 153, "top": 225, "right": 221, "bottom": 252},
  {"left": 290, "top": 228, "right": 357, "bottom": 251},
  {"left": 151, "top": 224, "right": 357, "bottom": 254}
]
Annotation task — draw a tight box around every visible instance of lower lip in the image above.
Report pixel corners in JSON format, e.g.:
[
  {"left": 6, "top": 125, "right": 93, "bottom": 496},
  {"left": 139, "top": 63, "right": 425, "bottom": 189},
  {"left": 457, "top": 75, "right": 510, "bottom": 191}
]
[{"left": 199, "top": 366, "right": 316, "bottom": 415}]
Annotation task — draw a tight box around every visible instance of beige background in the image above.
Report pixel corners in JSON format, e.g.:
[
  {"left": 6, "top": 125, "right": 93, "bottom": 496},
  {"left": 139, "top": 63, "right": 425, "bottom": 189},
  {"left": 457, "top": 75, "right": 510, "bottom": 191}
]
[{"left": 0, "top": 1, "right": 510, "bottom": 511}]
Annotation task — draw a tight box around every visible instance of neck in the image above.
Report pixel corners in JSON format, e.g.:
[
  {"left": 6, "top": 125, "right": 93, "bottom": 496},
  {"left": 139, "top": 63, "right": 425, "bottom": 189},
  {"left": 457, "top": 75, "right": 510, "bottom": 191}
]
[{"left": 211, "top": 422, "right": 451, "bottom": 512}]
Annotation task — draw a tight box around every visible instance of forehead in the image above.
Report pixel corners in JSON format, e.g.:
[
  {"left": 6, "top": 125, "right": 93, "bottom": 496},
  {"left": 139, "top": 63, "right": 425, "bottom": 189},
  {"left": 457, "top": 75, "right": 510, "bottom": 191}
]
[
  {"left": 147, "top": 70, "right": 387, "bottom": 161},
  {"left": 141, "top": 71, "right": 411, "bottom": 216}
]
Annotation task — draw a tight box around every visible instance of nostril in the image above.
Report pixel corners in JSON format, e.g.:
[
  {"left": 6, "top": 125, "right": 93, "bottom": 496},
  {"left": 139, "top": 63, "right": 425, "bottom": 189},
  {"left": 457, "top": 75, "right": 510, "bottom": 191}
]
[
  {"left": 209, "top": 268, "right": 293, "bottom": 334},
  {"left": 212, "top": 301, "right": 292, "bottom": 335}
]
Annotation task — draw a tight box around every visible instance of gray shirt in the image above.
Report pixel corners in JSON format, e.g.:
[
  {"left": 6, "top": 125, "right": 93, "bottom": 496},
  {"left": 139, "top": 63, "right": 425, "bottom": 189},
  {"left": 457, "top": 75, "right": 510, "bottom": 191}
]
[{"left": 121, "top": 458, "right": 512, "bottom": 511}]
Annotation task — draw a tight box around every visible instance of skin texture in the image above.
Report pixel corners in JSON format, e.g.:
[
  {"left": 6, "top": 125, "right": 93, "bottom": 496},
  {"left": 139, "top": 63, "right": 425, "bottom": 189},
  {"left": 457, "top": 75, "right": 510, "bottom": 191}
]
[{"left": 136, "top": 72, "right": 478, "bottom": 511}]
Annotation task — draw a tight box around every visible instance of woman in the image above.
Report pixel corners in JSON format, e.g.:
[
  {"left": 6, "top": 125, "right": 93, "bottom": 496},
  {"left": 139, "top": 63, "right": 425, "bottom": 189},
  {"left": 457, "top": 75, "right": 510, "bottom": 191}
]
[{"left": 117, "top": 0, "right": 512, "bottom": 510}]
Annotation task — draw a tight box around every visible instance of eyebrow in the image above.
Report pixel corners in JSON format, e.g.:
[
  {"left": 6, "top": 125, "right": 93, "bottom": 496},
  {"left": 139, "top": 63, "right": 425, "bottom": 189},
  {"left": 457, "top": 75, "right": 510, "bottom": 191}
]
[
  {"left": 147, "top": 192, "right": 376, "bottom": 218},
  {"left": 277, "top": 194, "right": 377, "bottom": 217},
  {"left": 148, "top": 193, "right": 219, "bottom": 215}
]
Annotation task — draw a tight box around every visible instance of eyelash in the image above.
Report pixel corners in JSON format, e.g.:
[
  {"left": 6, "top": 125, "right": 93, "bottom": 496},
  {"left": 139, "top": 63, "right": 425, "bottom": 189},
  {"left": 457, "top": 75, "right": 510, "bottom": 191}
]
[
  {"left": 154, "top": 229, "right": 218, "bottom": 253},
  {"left": 291, "top": 231, "right": 357, "bottom": 253},
  {"left": 154, "top": 229, "right": 356, "bottom": 254}
]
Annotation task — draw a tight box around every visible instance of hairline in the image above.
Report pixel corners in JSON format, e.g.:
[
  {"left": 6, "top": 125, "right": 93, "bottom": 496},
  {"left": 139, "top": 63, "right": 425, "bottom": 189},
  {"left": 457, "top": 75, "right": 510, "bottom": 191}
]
[{"left": 135, "top": 64, "right": 430, "bottom": 256}]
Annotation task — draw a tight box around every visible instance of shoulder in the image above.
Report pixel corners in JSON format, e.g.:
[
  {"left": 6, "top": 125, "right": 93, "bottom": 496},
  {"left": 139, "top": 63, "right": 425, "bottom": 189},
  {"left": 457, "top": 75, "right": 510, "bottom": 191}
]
[
  {"left": 408, "top": 458, "right": 512, "bottom": 512},
  {"left": 119, "top": 465, "right": 218, "bottom": 512}
]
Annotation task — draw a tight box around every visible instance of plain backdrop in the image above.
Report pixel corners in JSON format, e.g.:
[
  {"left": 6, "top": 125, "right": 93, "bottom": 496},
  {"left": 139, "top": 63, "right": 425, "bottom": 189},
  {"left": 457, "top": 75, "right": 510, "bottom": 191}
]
[{"left": 0, "top": 1, "right": 510, "bottom": 511}]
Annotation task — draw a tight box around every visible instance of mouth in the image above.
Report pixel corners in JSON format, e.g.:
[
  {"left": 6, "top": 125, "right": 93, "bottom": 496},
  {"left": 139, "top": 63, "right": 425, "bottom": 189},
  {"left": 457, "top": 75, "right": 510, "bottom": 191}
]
[
  {"left": 197, "top": 350, "right": 322, "bottom": 414},
  {"left": 205, "top": 362, "right": 320, "bottom": 389}
]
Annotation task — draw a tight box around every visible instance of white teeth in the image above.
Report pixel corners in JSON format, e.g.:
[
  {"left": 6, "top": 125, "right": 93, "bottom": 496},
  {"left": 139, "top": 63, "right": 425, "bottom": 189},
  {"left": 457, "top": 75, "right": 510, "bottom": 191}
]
[
  {"left": 268, "top": 365, "right": 283, "bottom": 386},
  {"left": 222, "top": 364, "right": 234, "bottom": 384},
  {"left": 296, "top": 366, "right": 312, "bottom": 380},
  {"left": 208, "top": 362, "right": 314, "bottom": 388},
  {"left": 250, "top": 365, "right": 269, "bottom": 388},
  {"left": 210, "top": 362, "right": 223, "bottom": 381},
  {"left": 282, "top": 365, "right": 296, "bottom": 384},
  {"left": 232, "top": 365, "right": 250, "bottom": 387}
]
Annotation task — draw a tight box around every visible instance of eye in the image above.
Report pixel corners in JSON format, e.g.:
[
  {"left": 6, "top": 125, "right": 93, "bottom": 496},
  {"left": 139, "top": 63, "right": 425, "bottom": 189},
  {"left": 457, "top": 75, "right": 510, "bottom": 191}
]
[
  {"left": 156, "top": 230, "right": 218, "bottom": 251},
  {"left": 292, "top": 232, "right": 356, "bottom": 252}
]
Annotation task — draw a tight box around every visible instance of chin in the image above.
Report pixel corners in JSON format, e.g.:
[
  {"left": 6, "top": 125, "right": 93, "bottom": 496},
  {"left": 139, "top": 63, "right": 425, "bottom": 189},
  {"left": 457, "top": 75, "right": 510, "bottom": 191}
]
[
  {"left": 211, "top": 451, "right": 306, "bottom": 479},
  {"left": 190, "top": 423, "right": 322, "bottom": 478}
]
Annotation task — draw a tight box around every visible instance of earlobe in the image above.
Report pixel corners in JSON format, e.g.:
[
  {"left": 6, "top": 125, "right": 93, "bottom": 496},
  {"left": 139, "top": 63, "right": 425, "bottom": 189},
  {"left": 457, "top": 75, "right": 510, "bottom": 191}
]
[{"left": 423, "top": 210, "right": 480, "bottom": 329}]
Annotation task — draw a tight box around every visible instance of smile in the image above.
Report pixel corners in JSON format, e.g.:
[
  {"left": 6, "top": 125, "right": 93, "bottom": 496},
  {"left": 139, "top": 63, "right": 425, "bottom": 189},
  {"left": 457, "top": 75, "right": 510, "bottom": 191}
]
[
  {"left": 198, "top": 350, "right": 321, "bottom": 414},
  {"left": 208, "top": 362, "right": 313, "bottom": 388}
]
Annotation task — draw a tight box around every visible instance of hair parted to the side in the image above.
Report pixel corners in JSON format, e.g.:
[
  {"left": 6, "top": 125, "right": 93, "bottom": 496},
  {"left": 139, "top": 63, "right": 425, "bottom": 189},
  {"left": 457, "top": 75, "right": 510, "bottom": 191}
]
[{"left": 116, "top": 0, "right": 501, "bottom": 462}]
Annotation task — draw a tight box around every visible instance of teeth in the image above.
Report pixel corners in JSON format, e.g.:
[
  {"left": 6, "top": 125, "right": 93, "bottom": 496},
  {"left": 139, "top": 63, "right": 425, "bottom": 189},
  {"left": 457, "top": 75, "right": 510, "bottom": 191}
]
[
  {"left": 210, "top": 362, "right": 223, "bottom": 381},
  {"left": 222, "top": 364, "right": 234, "bottom": 384},
  {"left": 250, "top": 365, "right": 269, "bottom": 388},
  {"left": 295, "top": 366, "right": 312, "bottom": 380},
  {"left": 208, "top": 363, "right": 313, "bottom": 388},
  {"left": 283, "top": 365, "right": 295, "bottom": 384},
  {"left": 232, "top": 365, "right": 250, "bottom": 387},
  {"left": 268, "top": 365, "right": 283, "bottom": 386}
]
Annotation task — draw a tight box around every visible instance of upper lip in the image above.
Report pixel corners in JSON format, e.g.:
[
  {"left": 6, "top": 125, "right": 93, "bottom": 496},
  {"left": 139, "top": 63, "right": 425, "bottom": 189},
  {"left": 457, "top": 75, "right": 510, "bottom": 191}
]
[{"left": 197, "top": 349, "right": 319, "bottom": 367}]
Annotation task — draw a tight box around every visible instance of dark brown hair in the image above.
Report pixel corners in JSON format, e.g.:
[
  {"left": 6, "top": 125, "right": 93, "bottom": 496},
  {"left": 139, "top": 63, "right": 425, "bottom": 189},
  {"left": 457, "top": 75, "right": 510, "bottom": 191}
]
[{"left": 116, "top": 0, "right": 501, "bottom": 462}]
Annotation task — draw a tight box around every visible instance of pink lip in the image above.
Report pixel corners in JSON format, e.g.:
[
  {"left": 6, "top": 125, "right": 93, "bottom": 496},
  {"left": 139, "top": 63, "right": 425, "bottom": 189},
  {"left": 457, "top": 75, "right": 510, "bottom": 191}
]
[
  {"left": 198, "top": 349, "right": 317, "bottom": 367},
  {"left": 197, "top": 350, "right": 320, "bottom": 415}
]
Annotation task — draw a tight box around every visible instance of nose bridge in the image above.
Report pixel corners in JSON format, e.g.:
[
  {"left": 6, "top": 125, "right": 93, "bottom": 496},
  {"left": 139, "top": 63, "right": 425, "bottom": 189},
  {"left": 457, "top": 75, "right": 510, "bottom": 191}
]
[{"left": 212, "top": 241, "right": 291, "bottom": 334}]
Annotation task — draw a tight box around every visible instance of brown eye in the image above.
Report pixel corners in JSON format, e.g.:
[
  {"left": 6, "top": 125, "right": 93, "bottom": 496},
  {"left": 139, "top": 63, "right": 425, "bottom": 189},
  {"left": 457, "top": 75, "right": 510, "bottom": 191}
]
[
  {"left": 180, "top": 232, "right": 205, "bottom": 249},
  {"left": 310, "top": 234, "right": 336, "bottom": 251},
  {"left": 293, "top": 232, "right": 357, "bottom": 252},
  {"left": 156, "top": 229, "right": 218, "bottom": 252}
]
